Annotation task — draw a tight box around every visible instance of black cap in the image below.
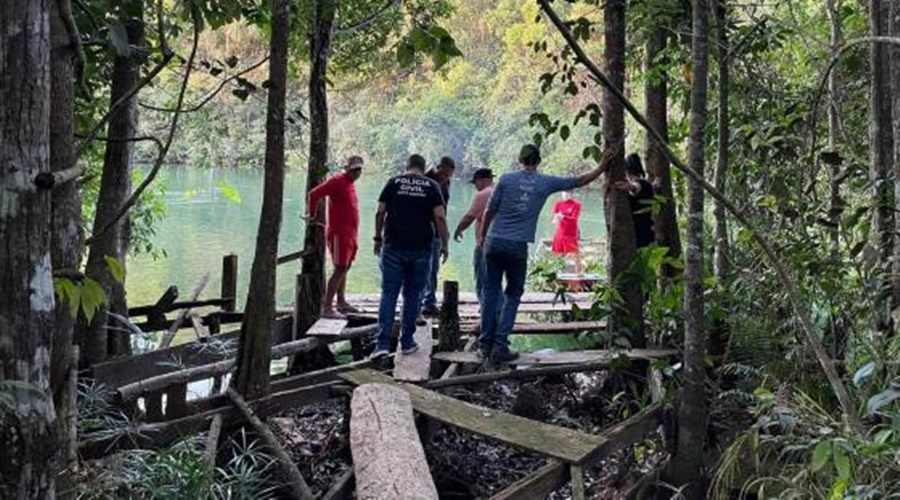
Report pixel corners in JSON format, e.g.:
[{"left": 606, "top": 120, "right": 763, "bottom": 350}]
[{"left": 469, "top": 168, "right": 494, "bottom": 183}]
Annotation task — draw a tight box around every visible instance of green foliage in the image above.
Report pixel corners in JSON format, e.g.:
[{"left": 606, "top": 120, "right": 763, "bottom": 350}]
[{"left": 54, "top": 276, "right": 107, "bottom": 323}]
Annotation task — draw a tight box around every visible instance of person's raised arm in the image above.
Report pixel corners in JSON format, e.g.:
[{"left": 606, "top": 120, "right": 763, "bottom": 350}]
[
  {"left": 433, "top": 205, "right": 450, "bottom": 262},
  {"left": 573, "top": 145, "right": 619, "bottom": 188},
  {"left": 374, "top": 202, "right": 386, "bottom": 255},
  {"left": 306, "top": 176, "right": 334, "bottom": 215}
]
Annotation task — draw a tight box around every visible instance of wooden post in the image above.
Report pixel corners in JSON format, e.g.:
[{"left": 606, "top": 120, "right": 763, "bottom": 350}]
[
  {"left": 147, "top": 285, "right": 179, "bottom": 329},
  {"left": 290, "top": 272, "right": 335, "bottom": 374},
  {"left": 166, "top": 383, "right": 188, "bottom": 419},
  {"left": 145, "top": 391, "right": 163, "bottom": 422},
  {"left": 350, "top": 338, "right": 364, "bottom": 361},
  {"left": 570, "top": 465, "right": 586, "bottom": 500},
  {"left": 221, "top": 254, "right": 238, "bottom": 312},
  {"left": 437, "top": 280, "right": 460, "bottom": 352},
  {"left": 350, "top": 384, "right": 438, "bottom": 500}
]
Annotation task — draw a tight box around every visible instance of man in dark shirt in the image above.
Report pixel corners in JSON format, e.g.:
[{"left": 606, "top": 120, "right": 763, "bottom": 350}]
[
  {"left": 371, "top": 154, "right": 450, "bottom": 357},
  {"left": 421, "top": 156, "right": 455, "bottom": 315}
]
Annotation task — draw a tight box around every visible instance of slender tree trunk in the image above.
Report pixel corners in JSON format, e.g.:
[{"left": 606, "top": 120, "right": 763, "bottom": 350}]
[
  {"left": 293, "top": 0, "right": 336, "bottom": 370},
  {"left": 604, "top": 0, "right": 644, "bottom": 347},
  {"left": 712, "top": 0, "right": 729, "bottom": 284},
  {"left": 0, "top": 1, "right": 59, "bottom": 496},
  {"left": 826, "top": 0, "right": 848, "bottom": 362},
  {"left": 672, "top": 0, "right": 710, "bottom": 495},
  {"left": 644, "top": 27, "right": 681, "bottom": 277},
  {"left": 234, "top": 0, "right": 290, "bottom": 400},
  {"left": 869, "top": 0, "right": 894, "bottom": 340},
  {"left": 81, "top": 0, "right": 144, "bottom": 363},
  {"left": 890, "top": 0, "right": 900, "bottom": 308},
  {"left": 50, "top": 0, "right": 83, "bottom": 485}
]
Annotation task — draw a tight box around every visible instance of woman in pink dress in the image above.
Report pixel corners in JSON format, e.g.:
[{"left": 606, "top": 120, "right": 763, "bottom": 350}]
[{"left": 551, "top": 191, "right": 582, "bottom": 255}]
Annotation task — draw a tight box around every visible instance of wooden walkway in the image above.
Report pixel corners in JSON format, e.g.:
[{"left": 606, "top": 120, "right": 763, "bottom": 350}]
[
  {"left": 342, "top": 292, "right": 594, "bottom": 319},
  {"left": 433, "top": 348, "right": 678, "bottom": 366}
]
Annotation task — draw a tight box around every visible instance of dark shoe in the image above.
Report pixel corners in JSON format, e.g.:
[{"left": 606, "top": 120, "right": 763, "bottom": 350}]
[
  {"left": 401, "top": 342, "right": 420, "bottom": 355},
  {"left": 490, "top": 349, "right": 520, "bottom": 364},
  {"left": 421, "top": 305, "right": 440, "bottom": 316},
  {"left": 369, "top": 348, "right": 390, "bottom": 360}
]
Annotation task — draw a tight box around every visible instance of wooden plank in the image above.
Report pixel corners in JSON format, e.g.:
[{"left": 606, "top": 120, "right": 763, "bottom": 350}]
[
  {"left": 159, "top": 273, "right": 210, "bottom": 348},
  {"left": 458, "top": 320, "right": 606, "bottom": 336},
  {"left": 490, "top": 460, "right": 569, "bottom": 500},
  {"left": 340, "top": 370, "right": 605, "bottom": 464},
  {"left": 432, "top": 349, "right": 678, "bottom": 366},
  {"left": 79, "top": 382, "right": 338, "bottom": 459},
  {"left": 129, "top": 298, "right": 231, "bottom": 317},
  {"left": 221, "top": 254, "right": 238, "bottom": 311},
  {"left": 189, "top": 311, "right": 210, "bottom": 340},
  {"left": 393, "top": 320, "right": 432, "bottom": 382},
  {"left": 350, "top": 384, "right": 438, "bottom": 500},
  {"left": 145, "top": 285, "right": 179, "bottom": 328},
  {"left": 570, "top": 465, "right": 586, "bottom": 500},
  {"left": 344, "top": 292, "right": 592, "bottom": 305},
  {"left": 306, "top": 318, "right": 348, "bottom": 337},
  {"left": 91, "top": 314, "right": 291, "bottom": 389},
  {"left": 424, "top": 362, "right": 609, "bottom": 390}
]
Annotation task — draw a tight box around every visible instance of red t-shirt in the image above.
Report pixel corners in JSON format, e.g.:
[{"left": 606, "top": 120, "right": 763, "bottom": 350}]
[{"left": 307, "top": 171, "right": 359, "bottom": 238}]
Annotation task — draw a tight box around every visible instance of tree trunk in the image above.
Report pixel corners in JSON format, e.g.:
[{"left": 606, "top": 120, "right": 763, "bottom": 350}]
[
  {"left": 81, "top": 0, "right": 144, "bottom": 363},
  {"left": 644, "top": 27, "right": 681, "bottom": 277},
  {"left": 672, "top": 0, "right": 710, "bottom": 495},
  {"left": 890, "top": 0, "right": 900, "bottom": 308},
  {"left": 50, "top": 0, "right": 83, "bottom": 486},
  {"left": 603, "top": 0, "right": 644, "bottom": 347},
  {"left": 870, "top": 0, "right": 894, "bottom": 340},
  {"left": 826, "top": 0, "right": 848, "bottom": 362},
  {"left": 294, "top": 0, "right": 336, "bottom": 369},
  {"left": 712, "top": 0, "right": 729, "bottom": 285},
  {"left": 233, "top": 0, "right": 290, "bottom": 400},
  {"left": 0, "top": 1, "right": 59, "bottom": 496}
]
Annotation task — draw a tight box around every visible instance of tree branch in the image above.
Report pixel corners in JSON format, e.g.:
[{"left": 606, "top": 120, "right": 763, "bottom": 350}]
[
  {"left": 333, "top": 0, "right": 400, "bottom": 36},
  {"left": 538, "top": 0, "right": 860, "bottom": 426},
  {"left": 56, "top": 0, "right": 88, "bottom": 95},
  {"left": 140, "top": 55, "right": 270, "bottom": 113},
  {"left": 75, "top": 0, "right": 175, "bottom": 160},
  {"left": 84, "top": 7, "right": 200, "bottom": 246},
  {"left": 808, "top": 36, "right": 900, "bottom": 157}
]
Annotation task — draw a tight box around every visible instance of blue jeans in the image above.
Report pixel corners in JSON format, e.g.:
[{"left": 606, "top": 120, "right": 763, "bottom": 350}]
[
  {"left": 421, "top": 237, "right": 442, "bottom": 310},
  {"left": 479, "top": 237, "right": 529, "bottom": 353},
  {"left": 377, "top": 246, "right": 432, "bottom": 351},
  {"left": 473, "top": 245, "right": 486, "bottom": 308}
]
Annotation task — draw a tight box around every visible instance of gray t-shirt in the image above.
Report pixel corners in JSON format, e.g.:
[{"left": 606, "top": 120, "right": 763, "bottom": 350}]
[{"left": 487, "top": 170, "right": 577, "bottom": 243}]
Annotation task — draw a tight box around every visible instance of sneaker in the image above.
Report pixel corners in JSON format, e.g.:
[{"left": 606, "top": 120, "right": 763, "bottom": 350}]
[
  {"left": 421, "top": 305, "right": 440, "bottom": 316},
  {"left": 369, "top": 348, "right": 389, "bottom": 360},
  {"left": 490, "top": 349, "right": 520, "bottom": 364},
  {"left": 401, "top": 343, "right": 420, "bottom": 355}
]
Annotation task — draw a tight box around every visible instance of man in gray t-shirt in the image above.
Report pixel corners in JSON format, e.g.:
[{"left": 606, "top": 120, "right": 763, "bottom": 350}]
[{"left": 477, "top": 144, "right": 615, "bottom": 363}]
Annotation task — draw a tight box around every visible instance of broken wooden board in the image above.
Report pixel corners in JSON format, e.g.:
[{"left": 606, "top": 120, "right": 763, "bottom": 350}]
[
  {"left": 432, "top": 348, "right": 678, "bottom": 366},
  {"left": 393, "top": 320, "right": 432, "bottom": 382},
  {"left": 490, "top": 460, "right": 569, "bottom": 500},
  {"left": 305, "top": 318, "right": 349, "bottom": 337},
  {"left": 458, "top": 320, "right": 606, "bottom": 335},
  {"left": 341, "top": 369, "right": 606, "bottom": 464},
  {"left": 350, "top": 384, "right": 438, "bottom": 500}
]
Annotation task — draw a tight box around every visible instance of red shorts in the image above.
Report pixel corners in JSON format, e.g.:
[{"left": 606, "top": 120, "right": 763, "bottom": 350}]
[{"left": 327, "top": 232, "right": 358, "bottom": 267}]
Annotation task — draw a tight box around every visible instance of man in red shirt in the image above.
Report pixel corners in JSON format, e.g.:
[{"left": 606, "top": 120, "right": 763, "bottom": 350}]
[{"left": 307, "top": 156, "right": 364, "bottom": 318}]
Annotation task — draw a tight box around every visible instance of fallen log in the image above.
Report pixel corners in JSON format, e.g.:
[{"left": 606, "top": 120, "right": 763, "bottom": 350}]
[
  {"left": 226, "top": 388, "right": 314, "bottom": 500},
  {"left": 350, "top": 384, "right": 438, "bottom": 500}
]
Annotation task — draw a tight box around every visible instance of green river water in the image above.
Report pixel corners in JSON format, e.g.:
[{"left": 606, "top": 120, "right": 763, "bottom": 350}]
[{"left": 126, "top": 166, "right": 608, "bottom": 310}]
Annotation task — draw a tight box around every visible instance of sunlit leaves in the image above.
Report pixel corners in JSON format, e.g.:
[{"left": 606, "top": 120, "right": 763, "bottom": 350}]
[
  {"left": 395, "top": 25, "right": 463, "bottom": 70},
  {"left": 54, "top": 277, "right": 108, "bottom": 323}
]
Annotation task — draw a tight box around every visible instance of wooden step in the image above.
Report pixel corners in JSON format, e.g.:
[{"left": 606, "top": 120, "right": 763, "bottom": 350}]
[
  {"left": 432, "top": 348, "right": 678, "bottom": 366},
  {"left": 305, "top": 318, "right": 349, "bottom": 337}
]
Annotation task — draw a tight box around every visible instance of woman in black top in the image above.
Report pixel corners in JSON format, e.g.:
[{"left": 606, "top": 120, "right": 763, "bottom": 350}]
[{"left": 614, "top": 154, "right": 656, "bottom": 249}]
